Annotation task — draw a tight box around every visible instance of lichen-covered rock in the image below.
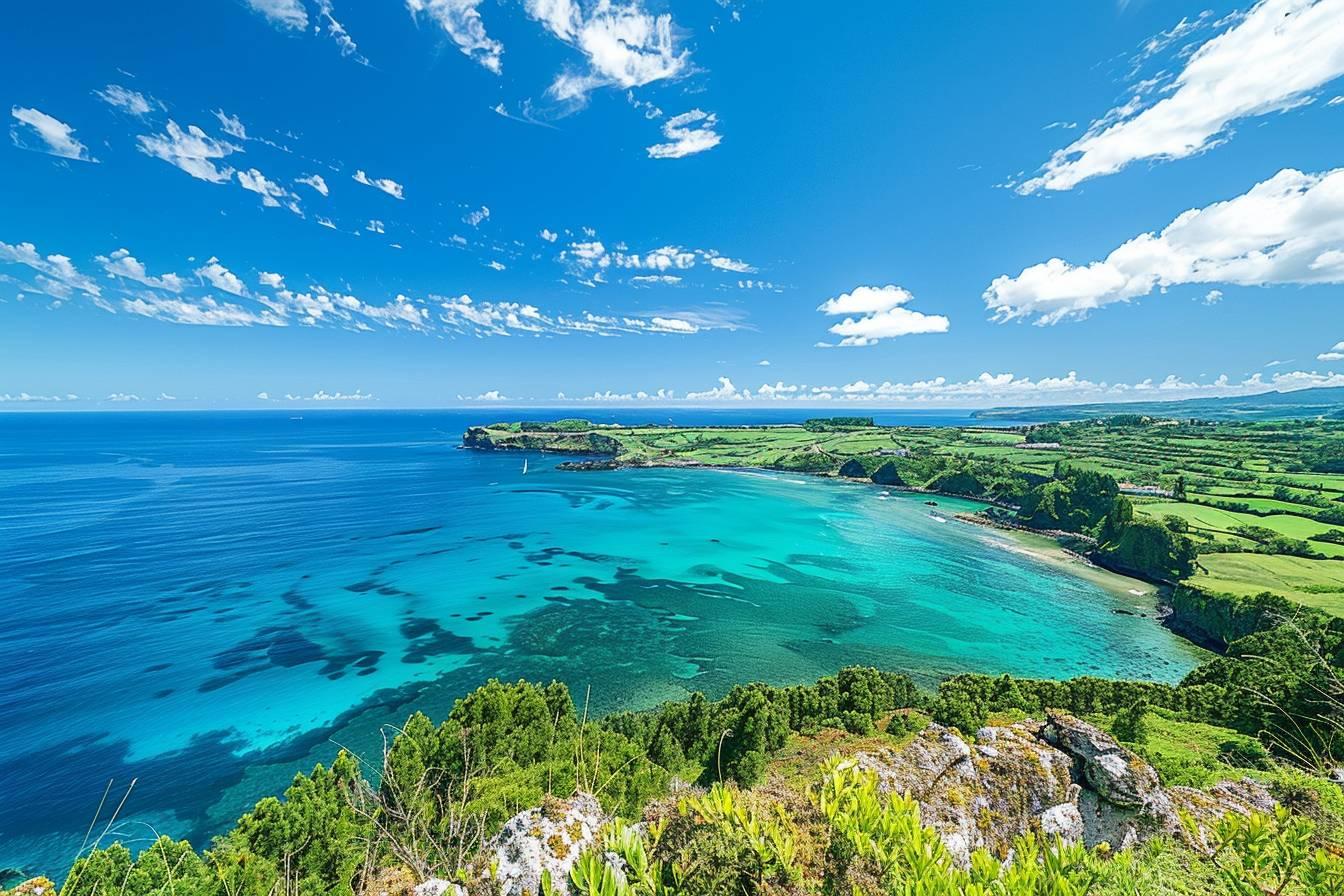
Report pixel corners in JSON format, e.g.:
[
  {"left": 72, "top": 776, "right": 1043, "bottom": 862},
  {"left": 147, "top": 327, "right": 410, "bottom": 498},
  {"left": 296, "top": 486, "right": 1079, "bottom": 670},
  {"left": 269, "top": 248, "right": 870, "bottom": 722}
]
[
  {"left": 485, "top": 793, "right": 607, "bottom": 896},
  {"left": 1042, "top": 711, "right": 1163, "bottom": 810},
  {"left": 1, "top": 879, "right": 56, "bottom": 896},
  {"left": 412, "top": 879, "right": 464, "bottom": 896},
  {"left": 1168, "top": 778, "right": 1276, "bottom": 846},
  {"left": 856, "top": 722, "right": 1077, "bottom": 865}
]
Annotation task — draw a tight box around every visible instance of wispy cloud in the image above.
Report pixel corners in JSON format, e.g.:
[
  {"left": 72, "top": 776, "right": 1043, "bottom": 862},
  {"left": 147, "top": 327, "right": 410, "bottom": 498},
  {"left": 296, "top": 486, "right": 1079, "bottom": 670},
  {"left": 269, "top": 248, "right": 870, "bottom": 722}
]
[
  {"left": 10, "top": 107, "right": 97, "bottom": 162},
  {"left": 525, "top": 0, "right": 690, "bottom": 108},
  {"left": 1019, "top": 0, "right": 1344, "bottom": 193},
  {"left": 647, "top": 110, "right": 721, "bottom": 159},
  {"left": 95, "top": 84, "right": 160, "bottom": 118},
  {"left": 244, "top": 0, "right": 308, "bottom": 30},
  {"left": 406, "top": 0, "right": 503, "bottom": 73}
]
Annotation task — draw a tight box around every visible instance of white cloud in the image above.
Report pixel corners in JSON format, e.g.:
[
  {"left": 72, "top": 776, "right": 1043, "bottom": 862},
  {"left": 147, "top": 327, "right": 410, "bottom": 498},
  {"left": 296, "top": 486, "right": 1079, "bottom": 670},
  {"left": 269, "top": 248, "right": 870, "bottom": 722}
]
[
  {"left": 1330, "top": 95, "right": 1344, "bottom": 106},
  {"left": 106, "top": 393, "right": 141, "bottom": 402},
  {"left": 686, "top": 377, "right": 746, "bottom": 401},
  {"left": 0, "top": 392, "right": 80, "bottom": 402},
  {"left": 10, "top": 107, "right": 97, "bottom": 162},
  {"left": 213, "top": 109, "right": 249, "bottom": 140},
  {"left": 259, "top": 271, "right": 285, "bottom": 289},
  {"left": 296, "top": 173, "right": 329, "bottom": 196},
  {"left": 0, "top": 240, "right": 102, "bottom": 300},
  {"left": 817, "top": 284, "right": 950, "bottom": 347},
  {"left": 95, "top": 85, "right": 159, "bottom": 117},
  {"left": 1203, "top": 289, "right": 1224, "bottom": 304},
  {"left": 526, "top": 0, "right": 690, "bottom": 107},
  {"left": 237, "top": 167, "right": 299, "bottom": 210},
  {"left": 406, "top": 0, "right": 503, "bottom": 73},
  {"left": 282, "top": 389, "right": 375, "bottom": 401},
  {"left": 353, "top": 169, "right": 405, "bottom": 199},
  {"left": 315, "top": 0, "right": 368, "bottom": 63},
  {"left": 195, "top": 257, "right": 250, "bottom": 297},
  {"left": 487, "top": 260, "right": 506, "bottom": 271},
  {"left": 646, "top": 109, "right": 721, "bottom": 159},
  {"left": 257, "top": 391, "right": 270, "bottom": 400},
  {"left": 630, "top": 274, "right": 682, "bottom": 285},
  {"left": 96, "top": 248, "right": 185, "bottom": 292},
  {"left": 1319, "top": 340, "right": 1344, "bottom": 361},
  {"left": 137, "top": 121, "right": 240, "bottom": 183},
  {"left": 460, "top": 389, "right": 508, "bottom": 401},
  {"left": 1020, "top": 0, "right": 1344, "bottom": 193},
  {"left": 464, "top": 206, "right": 490, "bottom": 227},
  {"left": 986, "top": 167, "right": 1344, "bottom": 324},
  {"left": 366, "top": 219, "right": 385, "bottom": 234},
  {"left": 122, "top": 294, "right": 284, "bottom": 327},
  {"left": 578, "top": 369, "right": 1344, "bottom": 406},
  {"left": 704, "top": 252, "right": 755, "bottom": 273},
  {"left": 757, "top": 359, "right": 770, "bottom": 366},
  {"left": 540, "top": 228, "right": 558, "bottom": 242},
  {"left": 245, "top": 0, "right": 308, "bottom": 30}
]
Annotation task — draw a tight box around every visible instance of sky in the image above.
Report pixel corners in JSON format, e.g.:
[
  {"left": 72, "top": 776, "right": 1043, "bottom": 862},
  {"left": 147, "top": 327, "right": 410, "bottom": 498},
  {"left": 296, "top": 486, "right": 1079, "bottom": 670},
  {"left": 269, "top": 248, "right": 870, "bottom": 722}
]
[{"left": 1, "top": 0, "right": 1343, "bottom": 409}]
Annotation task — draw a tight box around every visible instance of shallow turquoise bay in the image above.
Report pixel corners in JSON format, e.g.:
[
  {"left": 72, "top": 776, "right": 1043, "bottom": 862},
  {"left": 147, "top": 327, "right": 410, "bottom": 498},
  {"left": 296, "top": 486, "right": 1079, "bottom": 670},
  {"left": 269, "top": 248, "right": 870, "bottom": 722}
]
[{"left": 0, "top": 411, "right": 1208, "bottom": 875}]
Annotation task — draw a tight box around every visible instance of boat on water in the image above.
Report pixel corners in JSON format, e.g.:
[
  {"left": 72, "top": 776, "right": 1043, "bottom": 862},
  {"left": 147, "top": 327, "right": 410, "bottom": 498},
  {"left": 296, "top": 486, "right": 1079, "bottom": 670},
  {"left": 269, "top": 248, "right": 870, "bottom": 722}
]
[{"left": 522, "top": 458, "right": 529, "bottom": 475}]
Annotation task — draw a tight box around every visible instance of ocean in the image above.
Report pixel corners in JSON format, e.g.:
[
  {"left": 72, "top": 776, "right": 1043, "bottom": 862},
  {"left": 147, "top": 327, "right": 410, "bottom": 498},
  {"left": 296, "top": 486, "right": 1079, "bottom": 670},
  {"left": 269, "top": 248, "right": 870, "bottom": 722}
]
[{"left": 0, "top": 409, "right": 1206, "bottom": 876}]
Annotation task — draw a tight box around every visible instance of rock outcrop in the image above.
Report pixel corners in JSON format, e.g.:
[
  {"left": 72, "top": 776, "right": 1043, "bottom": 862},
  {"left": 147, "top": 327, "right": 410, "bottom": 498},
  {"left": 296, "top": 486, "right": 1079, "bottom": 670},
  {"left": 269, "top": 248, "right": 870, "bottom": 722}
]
[
  {"left": 871, "top": 461, "right": 905, "bottom": 486},
  {"left": 857, "top": 712, "right": 1274, "bottom": 865},
  {"left": 482, "top": 793, "right": 608, "bottom": 896},
  {"left": 856, "top": 721, "right": 1077, "bottom": 865}
]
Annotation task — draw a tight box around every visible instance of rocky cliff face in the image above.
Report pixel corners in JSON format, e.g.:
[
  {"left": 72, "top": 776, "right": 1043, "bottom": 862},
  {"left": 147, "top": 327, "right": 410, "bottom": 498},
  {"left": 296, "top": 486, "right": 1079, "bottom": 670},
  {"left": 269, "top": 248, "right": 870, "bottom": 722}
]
[{"left": 855, "top": 711, "right": 1273, "bottom": 865}]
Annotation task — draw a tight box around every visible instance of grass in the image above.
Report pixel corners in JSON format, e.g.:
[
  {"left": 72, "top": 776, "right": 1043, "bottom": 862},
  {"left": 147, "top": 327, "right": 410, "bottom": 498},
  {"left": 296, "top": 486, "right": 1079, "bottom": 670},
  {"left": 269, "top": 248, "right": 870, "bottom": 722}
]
[{"left": 1192, "top": 553, "right": 1344, "bottom": 616}]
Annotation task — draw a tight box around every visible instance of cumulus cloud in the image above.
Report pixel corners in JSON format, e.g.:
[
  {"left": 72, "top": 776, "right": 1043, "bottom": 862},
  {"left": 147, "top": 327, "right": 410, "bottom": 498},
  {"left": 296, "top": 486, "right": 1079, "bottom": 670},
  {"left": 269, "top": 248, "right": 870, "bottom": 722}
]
[
  {"left": 366, "top": 219, "right": 385, "bottom": 234},
  {"left": 0, "top": 240, "right": 102, "bottom": 301},
  {"left": 464, "top": 206, "right": 490, "bottom": 227},
  {"left": 282, "top": 389, "right": 375, "bottom": 401},
  {"left": 986, "top": 167, "right": 1344, "bottom": 324},
  {"left": 213, "top": 109, "right": 249, "bottom": 140},
  {"left": 353, "top": 169, "right": 405, "bottom": 199},
  {"left": 122, "top": 294, "right": 284, "bottom": 327},
  {"left": 10, "top": 107, "right": 97, "bottom": 162},
  {"left": 195, "top": 258, "right": 250, "bottom": 297},
  {"left": 1319, "top": 340, "right": 1344, "bottom": 361},
  {"left": 96, "top": 248, "right": 185, "bottom": 292},
  {"left": 1020, "top": 0, "right": 1344, "bottom": 193},
  {"left": 540, "top": 228, "right": 558, "bottom": 242},
  {"left": 558, "top": 241, "right": 757, "bottom": 281},
  {"left": 137, "top": 121, "right": 240, "bottom": 183},
  {"left": 646, "top": 109, "right": 721, "bottom": 159},
  {"left": 95, "top": 85, "right": 160, "bottom": 117},
  {"left": 244, "top": 0, "right": 308, "bottom": 30},
  {"left": 406, "top": 0, "right": 503, "bottom": 73},
  {"left": 525, "top": 0, "right": 690, "bottom": 107},
  {"left": 459, "top": 389, "right": 508, "bottom": 401},
  {"left": 816, "top": 284, "right": 950, "bottom": 347},
  {"left": 577, "top": 369, "right": 1344, "bottom": 406}
]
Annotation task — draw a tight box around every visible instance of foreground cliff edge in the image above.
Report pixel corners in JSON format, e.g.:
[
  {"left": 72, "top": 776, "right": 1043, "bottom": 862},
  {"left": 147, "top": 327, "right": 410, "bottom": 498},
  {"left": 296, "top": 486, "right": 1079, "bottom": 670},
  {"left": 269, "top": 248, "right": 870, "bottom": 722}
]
[{"left": 13, "top": 665, "right": 1344, "bottom": 896}]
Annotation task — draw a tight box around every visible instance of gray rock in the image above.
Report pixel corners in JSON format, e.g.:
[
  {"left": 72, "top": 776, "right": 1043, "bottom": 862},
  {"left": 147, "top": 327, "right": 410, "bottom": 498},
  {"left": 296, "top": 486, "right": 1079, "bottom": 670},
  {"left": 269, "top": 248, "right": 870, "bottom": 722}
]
[
  {"left": 485, "top": 793, "right": 607, "bottom": 896},
  {"left": 857, "top": 722, "right": 1076, "bottom": 866},
  {"left": 1043, "top": 711, "right": 1163, "bottom": 810}
]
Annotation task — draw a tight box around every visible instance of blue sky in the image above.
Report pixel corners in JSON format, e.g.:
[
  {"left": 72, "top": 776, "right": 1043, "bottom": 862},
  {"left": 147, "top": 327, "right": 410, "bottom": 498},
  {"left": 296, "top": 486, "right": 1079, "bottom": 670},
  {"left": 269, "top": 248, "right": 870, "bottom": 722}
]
[{"left": 2, "top": 0, "right": 1343, "bottom": 408}]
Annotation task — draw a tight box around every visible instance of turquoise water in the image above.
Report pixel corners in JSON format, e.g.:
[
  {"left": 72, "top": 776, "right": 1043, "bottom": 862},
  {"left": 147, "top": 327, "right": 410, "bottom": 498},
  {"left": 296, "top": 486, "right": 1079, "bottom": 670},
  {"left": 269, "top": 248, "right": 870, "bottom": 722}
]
[{"left": 0, "top": 411, "right": 1207, "bottom": 876}]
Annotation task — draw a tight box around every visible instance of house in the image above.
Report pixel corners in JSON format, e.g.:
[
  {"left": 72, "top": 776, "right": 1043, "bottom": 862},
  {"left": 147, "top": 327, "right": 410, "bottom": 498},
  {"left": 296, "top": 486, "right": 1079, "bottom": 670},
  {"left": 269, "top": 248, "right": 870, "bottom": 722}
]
[{"left": 1119, "top": 482, "right": 1173, "bottom": 498}]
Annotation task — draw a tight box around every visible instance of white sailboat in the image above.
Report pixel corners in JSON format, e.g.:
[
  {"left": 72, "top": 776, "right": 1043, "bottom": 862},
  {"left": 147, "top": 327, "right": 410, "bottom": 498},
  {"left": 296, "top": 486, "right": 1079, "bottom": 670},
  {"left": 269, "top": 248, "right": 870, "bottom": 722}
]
[{"left": 522, "top": 458, "right": 528, "bottom": 475}]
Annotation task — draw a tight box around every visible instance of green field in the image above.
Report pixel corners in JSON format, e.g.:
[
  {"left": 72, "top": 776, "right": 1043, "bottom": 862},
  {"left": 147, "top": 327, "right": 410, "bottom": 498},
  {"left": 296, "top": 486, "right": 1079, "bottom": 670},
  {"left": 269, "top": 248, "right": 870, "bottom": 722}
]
[{"left": 1192, "top": 553, "right": 1344, "bottom": 616}]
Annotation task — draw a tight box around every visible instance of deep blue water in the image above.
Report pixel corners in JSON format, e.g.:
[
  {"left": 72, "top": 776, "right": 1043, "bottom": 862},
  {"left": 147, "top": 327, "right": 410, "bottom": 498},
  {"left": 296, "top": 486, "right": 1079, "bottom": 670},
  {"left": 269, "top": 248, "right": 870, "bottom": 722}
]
[{"left": 0, "top": 410, "right": 1204, "bottom": 877}]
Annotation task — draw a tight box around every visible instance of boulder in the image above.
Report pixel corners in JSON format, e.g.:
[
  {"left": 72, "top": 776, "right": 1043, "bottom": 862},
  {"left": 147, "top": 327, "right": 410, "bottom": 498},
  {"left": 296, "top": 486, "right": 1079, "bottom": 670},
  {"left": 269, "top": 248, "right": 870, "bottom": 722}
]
[
  {"left": 856, "top": 722, "right": 1077, "bottom": 865},
  {"left": 858, "top": 714, "right": 1278, "bottom": 862},
  {"left": 485, "top": 793, "right": 607, "bottom": 896}
]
